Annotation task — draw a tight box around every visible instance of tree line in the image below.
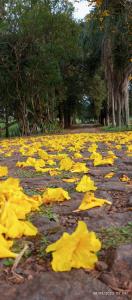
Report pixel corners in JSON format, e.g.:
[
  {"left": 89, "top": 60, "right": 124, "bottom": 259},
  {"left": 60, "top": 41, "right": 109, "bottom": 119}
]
[{"left": 0, "top": 0, "right": 131, "bottom": 136}]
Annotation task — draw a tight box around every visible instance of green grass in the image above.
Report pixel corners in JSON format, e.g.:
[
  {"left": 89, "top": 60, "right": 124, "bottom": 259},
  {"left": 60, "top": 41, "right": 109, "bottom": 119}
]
[
  {"left": 98, "top": 222, "right": 132, "bottom": 249},
  {"left": 2, "top": 258, "right": 14, "bottom": 267},
  {"left": 37, "top": 236, "right": 50, "bottom": 258},
  {"left": 15, "top": 168, "right": 43, "bottom": 178},
  {"left": 24, "top": 187, "right": 42, "bottom": 196},
  {"left": 39, "top": 205, "right": 59, "bottom": 222},
  {"left": 103, "top": 125, "right": 132, "bottom": 132}
]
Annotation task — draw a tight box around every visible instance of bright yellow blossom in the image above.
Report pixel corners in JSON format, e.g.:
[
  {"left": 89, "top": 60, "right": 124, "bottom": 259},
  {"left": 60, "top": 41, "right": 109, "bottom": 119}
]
[{"left": 46, "top": 221, "right": 101, "bottom": 271}]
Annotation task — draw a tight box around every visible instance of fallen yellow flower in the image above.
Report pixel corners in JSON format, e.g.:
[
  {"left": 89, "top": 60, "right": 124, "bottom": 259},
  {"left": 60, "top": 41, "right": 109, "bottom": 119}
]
[
  {"left": 94, "top": 156, "right": 114, "bottom": 166},
  {"left": 76, "top": 175, "right": 97, "bottom": 192},
  {"left": 74, "top": 152, "right": 83, "bottom": 159},
  {"left": 42, "top": 187, "right": 70, "bottom": 203},
  {"left": 38, "top": 149, "right": 49, "bottom": 160},
  {"left": 88, "top": 144, "right": 98, "bottom": 152},
  {"left": 0, "top": 166, "right": 8, "bottom": 177},
  {"left": 115, "top": 145, "right": 122, "bottom": 150},
  {"left": 71, "top": 162, "right": 89, "bottom": 173},
  {"left": 0, "top": 178, "right": 42, "bottom": 216},
  {"left": 59, "top": 157, "right": 74, "bottom": 171},
  {"left": 16, "top": 157, "right": 45, "bottom": 171},
  {"left": 0, "top": 203, "right": 38, "bottom": 238},
  {"left": 75, "top": 192, "right": 111, "bottom": 211},
  {"left": 104, "top": 172, "right": 114, "bottom": 179},
  {"left": 49, "top": 169, "right": 60, "bottom": 176},
  {"left": 0, "top": 234, "right": 17, "bottom": 258},
  {"left": 62, "top": 177, "right": 78, "bottom": 183},
  {"left": 46, "top": 221, "right": 101, "bottom": 271},
  {"left": 89, "top": 152, "right": 100, "bottom": 160},
  {"left": 120, "top": 175, "right": 130, "bottom": 182}
]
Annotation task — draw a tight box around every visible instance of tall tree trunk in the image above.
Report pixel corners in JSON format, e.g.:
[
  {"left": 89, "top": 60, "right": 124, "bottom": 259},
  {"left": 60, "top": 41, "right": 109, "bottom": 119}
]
[
  {"left": 114, "top": 72, "right": 130, "bottom": 127},
  {"left": 5, "top": 104, "right": 9, "bottom": 138},
  {"left": 102, "top": 38, "right": 116, "bottom": 126},
  {"left": 121, "top": 76, "right": 129, "bottom": 127},
  {"left": 58, "top": 105, "right": 64, "bottom": 128},
  {"left": 17, "top": 99, "right": 30, "bottom": 136},
  {"left": 102, "top": 38, "right": 131, "bottom": 127}
]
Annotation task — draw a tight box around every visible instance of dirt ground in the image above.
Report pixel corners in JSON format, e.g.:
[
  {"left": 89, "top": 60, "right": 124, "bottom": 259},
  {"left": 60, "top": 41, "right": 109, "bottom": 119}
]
[{"left": 0, "top": 128, "right": 132, "bottom": 300}]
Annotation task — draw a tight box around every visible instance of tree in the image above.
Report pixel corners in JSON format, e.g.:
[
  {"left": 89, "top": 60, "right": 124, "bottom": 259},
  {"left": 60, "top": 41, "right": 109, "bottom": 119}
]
[
  {"left": 0, "top": 0, "right": 81, "bottom": 134},
  {"left": 87, "top": 0, "right": 132, "bottom": 127}
]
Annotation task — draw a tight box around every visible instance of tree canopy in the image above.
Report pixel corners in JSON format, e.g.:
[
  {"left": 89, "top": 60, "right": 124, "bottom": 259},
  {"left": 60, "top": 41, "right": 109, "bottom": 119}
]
[{"left": 0, "top": 0, "right": 131, "bottom": 136}]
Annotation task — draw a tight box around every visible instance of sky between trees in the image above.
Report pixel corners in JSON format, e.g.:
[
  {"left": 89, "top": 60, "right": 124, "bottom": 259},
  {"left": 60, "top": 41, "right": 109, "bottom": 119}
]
[{"left": 72, "top": 0, "right": 92, "bottom": 19}]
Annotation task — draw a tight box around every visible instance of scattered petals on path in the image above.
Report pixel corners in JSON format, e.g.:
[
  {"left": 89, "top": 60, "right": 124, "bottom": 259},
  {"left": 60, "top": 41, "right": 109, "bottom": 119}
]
[{"left": 0, "top": 131, "right": 131, "bottom": 261}]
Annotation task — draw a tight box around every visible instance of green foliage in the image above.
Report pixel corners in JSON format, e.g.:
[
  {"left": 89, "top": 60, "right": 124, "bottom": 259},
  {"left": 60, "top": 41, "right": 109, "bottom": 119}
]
[
  {"left": 37, "top": 236, "right": 49, "bottom": 258},
  {"left": 0, "top": 0, "right": 81, "bottom": 133},
  {"left": 103, "top": 125, "right": 132, "bottom": 132},
  {"left": 0, "top": 122, "right": 20, "bottom": 137},
  {"left": 0, "top": 0, "right": 131, "bottom": 131},
  {"left": 98, "top": 222, "right": 132, "bottom": 249},
  {"left": 41, "top": 121, "right": 62, "bottom": 133},
  {"left": 2, "top": 258, "right": 14, "bottom": 267},
  {"left": 39, "top": 205, "right": 59, "bottom": 222}
]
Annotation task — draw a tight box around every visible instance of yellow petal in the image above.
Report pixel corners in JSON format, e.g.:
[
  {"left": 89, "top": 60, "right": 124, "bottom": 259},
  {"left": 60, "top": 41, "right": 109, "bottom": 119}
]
[
  {"left": 62, "top": 177, "right": 78, "bottom": 183},
  {"left": 76, "top": 192, "right": 111, "bottom": 211},
  {"left": 104, "top": 172, "right": 114, "bottom": 179},
  {"left": 76, "top": 176, "right": 97, "bottom": 192},
  {"left": 0, "top": 245, "right": 17, "bottom": 258},
  {"left": 42, "top": 188, "right": 70, "bottom": 203}
]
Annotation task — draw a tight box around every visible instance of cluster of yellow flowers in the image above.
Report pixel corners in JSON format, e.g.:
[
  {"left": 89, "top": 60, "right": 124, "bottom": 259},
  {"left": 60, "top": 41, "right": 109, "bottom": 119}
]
[
  {"left": 0, "top": 178, "right": 42, "bottom": 257},
  {"left": 0, "top": 131, "right": 131, "bottom": 271}
]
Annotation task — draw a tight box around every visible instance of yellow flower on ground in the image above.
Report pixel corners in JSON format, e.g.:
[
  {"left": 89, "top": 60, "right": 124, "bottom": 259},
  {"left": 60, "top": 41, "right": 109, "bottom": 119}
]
[
  {"left": 0, "top": 224, "right": 7, "bottom": 234},
  {"left": 0, "top": 177, "right": 42, "bottom": 216},
  {"left": 0, "top": 234, "right": 17, "bottom": 258},
  {"left": 107, "top": 151, "right": 117, "bottom": 159},
  {"left": 47, "top": 159, "right": 56, "bottom": 166},
  {"left": 35, "top": 167, "right": 50, "bottom": 173},
  {"left": 127, "top": 145, "right": 132, "bottom": 152},
  {"left": 115, "top": 145, "right": 122, "bottom": 150},
  {"left": 62, "top": 177, "right": 78, "bottom": 183},
  {"left": 94, "top": 156, "right": 114, "bottom": 166},
  {"left": 120, "top": 175, "right": 130, "bottom": 182},
  {"left": 42, "top": 188, "right": 70, "bottom": 203},
  {"left": 0, "top": 166, "right": 8, "bottom": 177},
  {"left": 104, "top": 172, "right": 114, "bottom": 179},
  {"left": 16, "top": 157, "right": 45, "bottom": 170},
  {"left": 0, "top": 203, "right": 38, "bottom": 238},
  {"left": 76, "top": 175, "right": 97, "bottom": 192},
  {"left": 59, "top": 157, "right": 74, "bottom": 171},
  {"left": 49, "top": 169, "right": 60, "bottom": 176},
  {"left": 71, "top": 162, "right": 89, "bottom": 173},
  {"left": 75, "top": 192, "right": 111, "bottom": 211},
  {"left": 22, "top": 220, "right": 38, "bottom": 236},
  {"left": 46, "top": 221, "right": 101, "bottom": 271},
  {"left": 38, "top": 149, "right": 49, "bottom": 160},
  {"left": 74, "top": 152, "right": 83, "bottom": 159},
  {"left": 88, "top": 144, "right": 98, "bottom": 153},
  {"left": 89, "top": 152, "right": 101, "bottom": 160}
]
